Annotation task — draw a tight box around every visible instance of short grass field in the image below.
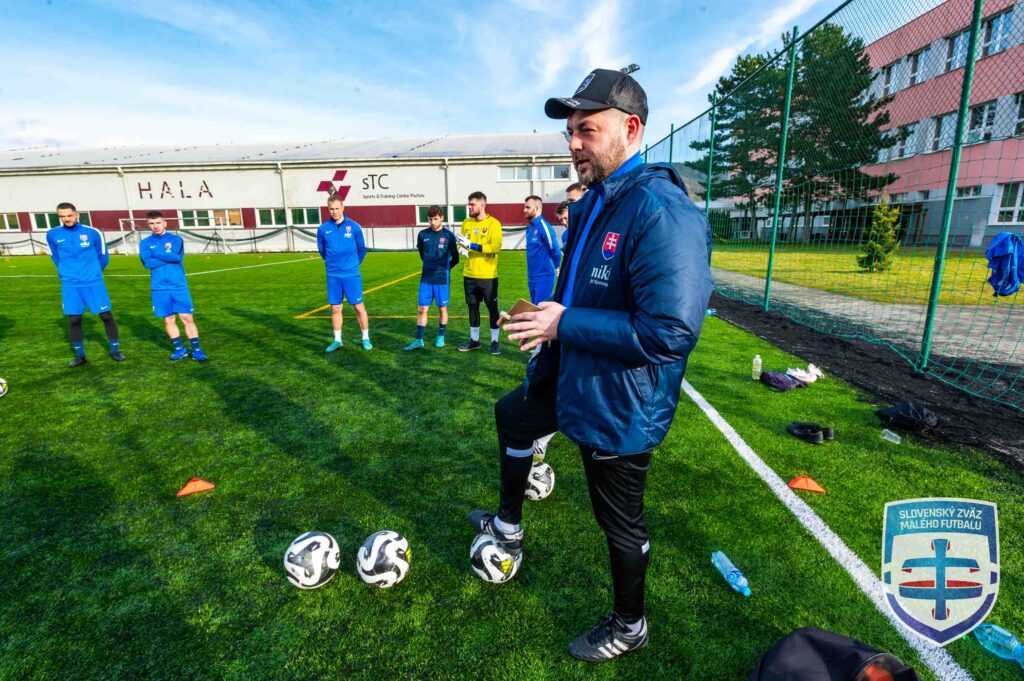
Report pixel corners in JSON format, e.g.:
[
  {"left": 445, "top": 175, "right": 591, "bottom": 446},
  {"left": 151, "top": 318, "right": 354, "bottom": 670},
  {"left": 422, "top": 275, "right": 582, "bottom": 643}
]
[
  {"left": 1, "top": 251, "right": 1022, "bottom": 680},
  {"left": 711, "top": 245, "right": 1010, "bottom": 306}
]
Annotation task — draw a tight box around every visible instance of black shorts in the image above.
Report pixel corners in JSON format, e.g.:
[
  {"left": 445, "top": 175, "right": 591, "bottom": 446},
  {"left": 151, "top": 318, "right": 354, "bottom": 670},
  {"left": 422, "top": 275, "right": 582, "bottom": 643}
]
[{"left": 464, "top": 277, "right": 498, "bottom": 306}]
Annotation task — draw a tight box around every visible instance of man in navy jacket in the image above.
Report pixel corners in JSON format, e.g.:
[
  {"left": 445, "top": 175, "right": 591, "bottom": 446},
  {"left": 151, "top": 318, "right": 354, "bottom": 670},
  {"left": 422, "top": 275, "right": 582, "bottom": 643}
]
[{"left": 470, "top": 68, "right": 713, "bottom": 661}]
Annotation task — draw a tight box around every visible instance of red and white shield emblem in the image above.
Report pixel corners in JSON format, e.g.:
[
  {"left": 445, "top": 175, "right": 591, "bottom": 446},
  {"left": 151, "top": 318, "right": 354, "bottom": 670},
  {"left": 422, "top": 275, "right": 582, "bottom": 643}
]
[{"left": 602, "top": 232, "right": 620, "bottom": 261}]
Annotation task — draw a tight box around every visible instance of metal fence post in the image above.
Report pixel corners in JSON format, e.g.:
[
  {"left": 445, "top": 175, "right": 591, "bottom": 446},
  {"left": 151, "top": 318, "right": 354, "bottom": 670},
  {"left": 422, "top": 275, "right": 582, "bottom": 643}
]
[
  {"left": 763, "top": 25, "right": 799, "bottom": 312},
  {"left": 705, "top": 92, "right": 718, "bottom": 217},
  {"left": 917, "top": 0, "right": 984, "bottom": 372},
  {"left": 643, "top": 144, "right": 649, "bottom": 163},
  {"left": 668, "top": 123, "right": 675, "bottom": 164}
]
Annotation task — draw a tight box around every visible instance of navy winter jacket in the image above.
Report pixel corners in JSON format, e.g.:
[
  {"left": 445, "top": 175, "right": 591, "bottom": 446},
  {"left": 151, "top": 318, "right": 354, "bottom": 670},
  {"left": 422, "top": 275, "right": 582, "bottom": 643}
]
[{"left": 526, "top": 161, "right": 713, "bottom": 455}]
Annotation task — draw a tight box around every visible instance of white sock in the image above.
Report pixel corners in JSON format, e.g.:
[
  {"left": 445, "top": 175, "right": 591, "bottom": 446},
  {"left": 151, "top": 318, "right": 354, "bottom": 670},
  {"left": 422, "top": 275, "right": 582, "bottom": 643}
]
[
  {"left": 623, "top": 618, "right": 646, "bottom": 636},
  {"left": 470, "top": 326, "right": 480, "bottom": 341},
  {"left": 333, "top": 329, "right": 342, "bottom": 342},
  {"left": 536, "top": 433, "right": 555, "bottom": 448},
  {"left": 490, "top": 327, "right": 499, "bottom": 342},
  {"left": 361, "top": 328, "right": 369, "bottom": 340},
  {"left": 493, "top": 515, "right": 521, "bottom": 534}
]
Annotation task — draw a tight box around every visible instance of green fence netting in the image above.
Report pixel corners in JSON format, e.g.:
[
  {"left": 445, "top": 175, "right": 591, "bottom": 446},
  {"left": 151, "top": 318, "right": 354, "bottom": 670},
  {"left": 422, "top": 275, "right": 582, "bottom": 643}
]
[{"left": 646, "top": 0, "right": 1023, "bottom": 412}]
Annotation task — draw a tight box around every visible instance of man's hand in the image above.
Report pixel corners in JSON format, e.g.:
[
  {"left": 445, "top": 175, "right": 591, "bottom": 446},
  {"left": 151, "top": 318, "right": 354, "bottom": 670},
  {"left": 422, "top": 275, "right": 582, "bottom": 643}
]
[
  {"left": 504, "top": 301, "right": 565, "bottom": 352},
  {"left": 455, "top": 233, "right": 471, "bottom": 250}
]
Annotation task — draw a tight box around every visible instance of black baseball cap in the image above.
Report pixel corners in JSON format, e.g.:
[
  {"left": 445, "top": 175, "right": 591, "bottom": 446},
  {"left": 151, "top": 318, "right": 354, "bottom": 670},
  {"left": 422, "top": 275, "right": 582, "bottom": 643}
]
[{"left": 545, "top": 68, "right": 648, "bottom": 125}]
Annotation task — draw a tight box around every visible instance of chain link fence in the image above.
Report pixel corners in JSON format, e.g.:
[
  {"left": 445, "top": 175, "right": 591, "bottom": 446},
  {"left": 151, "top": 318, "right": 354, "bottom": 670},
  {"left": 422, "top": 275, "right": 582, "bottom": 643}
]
[{"left": 645, "top": 0, "right": 1024, "bottom": 412}]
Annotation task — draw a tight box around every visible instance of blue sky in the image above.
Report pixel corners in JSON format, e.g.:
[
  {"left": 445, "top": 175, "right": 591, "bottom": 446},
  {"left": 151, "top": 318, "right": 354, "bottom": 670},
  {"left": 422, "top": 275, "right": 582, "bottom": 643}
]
[{"left": 1, "top": 0, "right": 841, "bottom": 151}]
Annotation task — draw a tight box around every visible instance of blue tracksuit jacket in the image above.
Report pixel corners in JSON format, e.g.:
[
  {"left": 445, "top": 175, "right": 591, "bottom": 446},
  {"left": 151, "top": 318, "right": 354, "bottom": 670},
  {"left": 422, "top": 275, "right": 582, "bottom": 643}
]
[
  {"left": 525, "top": 160, "right": 714, "bottom": 455},
  {"left": 417, "top": 227, "right": 460, "bottom": 284},
  {"left": 46, "top": 223, "right": 109, "bottom": 287},
  {"left": 525, "top": 215, "right": 561, "bottom": 281},
  {"left": 139, "top": 232, "right": 188, "bottom": 290},
  {"left": 317, "top": 217, "right": 366, "bottom": 277}
]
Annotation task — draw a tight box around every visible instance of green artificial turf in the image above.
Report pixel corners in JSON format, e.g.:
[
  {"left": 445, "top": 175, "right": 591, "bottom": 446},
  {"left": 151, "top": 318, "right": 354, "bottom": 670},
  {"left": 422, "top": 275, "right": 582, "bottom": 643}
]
[{"left": 0, "top": 251, "right": 1020, "bottom": 679}]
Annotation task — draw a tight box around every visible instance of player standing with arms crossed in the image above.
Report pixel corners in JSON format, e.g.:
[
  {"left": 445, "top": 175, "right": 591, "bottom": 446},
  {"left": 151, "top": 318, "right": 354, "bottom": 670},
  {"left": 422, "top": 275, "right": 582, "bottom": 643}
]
[
  {"left": 404, "top": 205, "right": 460, "bottom": 350},
  {"left": 46, "top": 202, "right": 124, "bottom": 366},
  {"left": 455, "top": 191, "right": 503, "bottom": 355},
  {"left": 318, "top": 195, "right": 372, "bottom": 352},
  {"left": 138, "top": 211, "right": 208, "bottom": 361}
]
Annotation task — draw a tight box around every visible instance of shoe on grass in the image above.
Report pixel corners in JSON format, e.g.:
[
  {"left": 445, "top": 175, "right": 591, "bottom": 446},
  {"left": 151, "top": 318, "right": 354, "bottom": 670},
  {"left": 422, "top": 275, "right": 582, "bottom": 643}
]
[
  {"left": 459, "top": 340, "right": 481, "bottom": 352},
  {"left": 170, "top": 347, "right": 189, "bottom": 361},
  {"left": 325, "top": 340, "right": 343, "bottom": 352},
  {"left": 568, "top": 613, "right": 648, "bottom": 662},
  {"left": 404, "top": 339, "right": 424, "bottom": 351}
]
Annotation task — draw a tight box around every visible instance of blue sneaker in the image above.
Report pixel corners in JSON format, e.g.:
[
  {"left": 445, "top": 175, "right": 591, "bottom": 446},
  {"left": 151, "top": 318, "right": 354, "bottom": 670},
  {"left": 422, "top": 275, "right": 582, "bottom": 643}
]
[
  {"left": 325, "top": 340, "right": 343, "bottom": 353},
  {"left": 170, "top": 347, "right": 189, "bottom": 361},
  {"left": 403, "top": 339, "right": 424, "bottom": 351},
  {"left": 361, "top": 338, "right": 373, "bottom": 351},
  {"left": 435, "top": 336, "right": 445, "bottom": 348},
  {"left": 191, "top": 347, "right": 209, "bottom": 362}
]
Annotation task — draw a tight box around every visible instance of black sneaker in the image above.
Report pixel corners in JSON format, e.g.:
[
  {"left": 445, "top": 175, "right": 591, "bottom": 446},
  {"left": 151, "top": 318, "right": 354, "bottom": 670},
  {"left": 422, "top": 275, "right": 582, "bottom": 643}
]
[
  {"left": 568, "top": 613, "right": 648, "bottom": 662},
  {"left": 468, "top": 510, "right": 523, "bottom": 555},
  {"left": 490, "top": 340, "right": 501, "bottom": 355},
  {"left": 68, "top": 356, "right": 87, "bottom": 368},
  {"left": 458, "top": 340, "right": 482, "bottom": 352},
  {"left": 110, "top": 352, "right": 126, "bottom": 362}
]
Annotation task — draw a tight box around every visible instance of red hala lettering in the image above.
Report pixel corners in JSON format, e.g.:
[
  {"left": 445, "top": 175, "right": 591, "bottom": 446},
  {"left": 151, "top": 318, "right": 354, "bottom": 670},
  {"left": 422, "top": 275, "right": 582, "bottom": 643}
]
[
  {"left": 198, "top": 180, "right": 213, "bottom": 198},
  {"left": 160, "top": 181, "right": 173, "bottom": 199},
  {"left": 179, "top": 180, "right": 191, "bottom": 199},
  {"left": 137, "top": 182, "right": 153, "bottom": 199}
]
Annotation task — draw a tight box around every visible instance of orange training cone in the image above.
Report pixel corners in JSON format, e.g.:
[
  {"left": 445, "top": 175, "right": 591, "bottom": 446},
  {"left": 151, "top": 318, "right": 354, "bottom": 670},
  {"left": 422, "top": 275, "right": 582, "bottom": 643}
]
[
  {"left": 788, "top": 475, "right": 826, "bottom": 494},
  {"left": 176, "top": 477, "right": 215, "bottom": 497}
]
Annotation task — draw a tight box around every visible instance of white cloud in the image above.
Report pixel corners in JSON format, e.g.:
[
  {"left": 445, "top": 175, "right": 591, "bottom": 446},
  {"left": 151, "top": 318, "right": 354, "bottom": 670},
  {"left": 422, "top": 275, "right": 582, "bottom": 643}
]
[
  {"left": 676, "top": 0, "right": 821, "bottom": 95},
  {"left": 87, "top": 0, "right": 274, "bottom": 49}
]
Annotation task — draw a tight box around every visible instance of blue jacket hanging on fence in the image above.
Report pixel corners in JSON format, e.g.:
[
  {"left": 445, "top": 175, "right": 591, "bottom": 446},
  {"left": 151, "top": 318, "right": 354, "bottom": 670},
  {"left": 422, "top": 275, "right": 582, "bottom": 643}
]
[{"left": 985, "top": 231, "right": 1024, "bottom": 297}]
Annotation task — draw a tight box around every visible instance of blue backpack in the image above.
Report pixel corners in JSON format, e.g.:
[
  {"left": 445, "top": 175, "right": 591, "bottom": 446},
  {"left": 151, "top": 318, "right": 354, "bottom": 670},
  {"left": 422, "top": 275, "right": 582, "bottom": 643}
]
[{"left": 985, "top": 231, "right": 1024, "bottom": 297}]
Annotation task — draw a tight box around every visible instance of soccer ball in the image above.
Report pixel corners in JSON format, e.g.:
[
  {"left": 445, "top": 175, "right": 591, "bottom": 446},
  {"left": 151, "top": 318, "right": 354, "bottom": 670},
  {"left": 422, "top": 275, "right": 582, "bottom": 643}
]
[
  {"left": 0, "top": 377, "right": 7, "bottom": 398},
  {"left": 284, "top": 531, "right": 341, "bottom": 589},
  {"left": 356, "top": 530, "right": 411, "bottom": 588},
  {"left": 525, "top": 462, "right": 555, "bottom": 501},
  {"left": 470, "top": 532, "right": 522, "bottom": 583}
]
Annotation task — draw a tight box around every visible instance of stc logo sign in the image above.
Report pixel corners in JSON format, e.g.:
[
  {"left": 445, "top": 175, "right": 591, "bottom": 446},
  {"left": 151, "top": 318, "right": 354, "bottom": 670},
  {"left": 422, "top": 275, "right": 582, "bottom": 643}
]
[{"left": 317, "top": 170, "right": 392, "bottom": 201}]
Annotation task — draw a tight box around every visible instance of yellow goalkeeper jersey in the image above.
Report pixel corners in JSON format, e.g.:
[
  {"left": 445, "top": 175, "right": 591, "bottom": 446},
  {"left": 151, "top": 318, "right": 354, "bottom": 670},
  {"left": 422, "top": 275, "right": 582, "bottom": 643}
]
[{"left": 460, "top": 215, "right": 502, "bottom": 279}]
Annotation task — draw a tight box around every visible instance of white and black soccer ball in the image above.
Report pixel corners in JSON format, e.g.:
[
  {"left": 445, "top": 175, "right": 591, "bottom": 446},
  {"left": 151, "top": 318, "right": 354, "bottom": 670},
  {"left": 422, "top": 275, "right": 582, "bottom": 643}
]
[
  {"left": 525, "top": 462, "right": 555, "bottom": 501},
  {"left": 0, "top": 377, "right": 7, "bottom": 398},
  {"left": 356, "top": 530, "right": 410, "bottom": 588},
  {"left": 284, "top": 531, "right": 341, "bottom": 589},
  {"left": 470, "top": 532, "right": 522, "bottom": 583}
]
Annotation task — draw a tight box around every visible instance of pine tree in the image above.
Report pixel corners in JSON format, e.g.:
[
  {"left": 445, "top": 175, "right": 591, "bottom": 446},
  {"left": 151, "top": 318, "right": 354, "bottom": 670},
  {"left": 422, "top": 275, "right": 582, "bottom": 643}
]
[{"left": 857, "top": 195, "right": 901, "bottom": 272}]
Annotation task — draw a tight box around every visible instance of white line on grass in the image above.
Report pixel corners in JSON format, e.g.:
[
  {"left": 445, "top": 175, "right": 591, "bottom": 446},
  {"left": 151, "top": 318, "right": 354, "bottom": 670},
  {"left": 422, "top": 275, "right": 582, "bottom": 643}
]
[
  {"left": 681, "top": 379, "right": 974, "bottom": 681},
  {"left": 0, "top": 256, "right": 318, "bottom": 280},
  {"left": 186, "top": 256, "right": 318, "bottom": 277}
]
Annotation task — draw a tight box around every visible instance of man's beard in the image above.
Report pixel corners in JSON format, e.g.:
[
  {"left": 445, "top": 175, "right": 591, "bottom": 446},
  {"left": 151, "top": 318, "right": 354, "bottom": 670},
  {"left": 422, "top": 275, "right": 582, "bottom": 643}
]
[{"left": 573, "top": 136, "right": 627, "bottom": 186}]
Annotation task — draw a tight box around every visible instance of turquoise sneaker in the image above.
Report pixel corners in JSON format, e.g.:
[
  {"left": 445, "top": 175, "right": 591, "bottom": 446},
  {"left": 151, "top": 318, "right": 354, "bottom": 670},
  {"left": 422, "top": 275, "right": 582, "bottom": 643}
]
[
  {"left": 325, "top": 340, "right": 343, "bottom": 352},
  {"left": 403, "top": 339, "right": 424, "bottom": 351},
  {"left": 435, "top": 336, "right": 445, "bottom": 348},
  {"left": 361, "top": 338, "right": 373, "bottom": 351}
]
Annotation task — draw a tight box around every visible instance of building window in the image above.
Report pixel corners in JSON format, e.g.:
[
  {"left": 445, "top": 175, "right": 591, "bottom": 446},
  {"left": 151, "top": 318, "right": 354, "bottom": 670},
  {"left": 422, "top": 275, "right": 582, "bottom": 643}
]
[
  {"left": 967, "top": 101, "right": 996, "bottom": 143},
  {"left": 894, "top": 124, "right": 916, "bottom": 159},
  {"left": 181, "top": 209, "right": 241, "bottom": 227},
  {"left": 908, "top": 47, "right": 929, "bottom": 86},
  {"left": 932, "top": 112, "right": 957, "bottom": 151},
  {"left": 920, "top": 190, "right": 931, "bottom": 201},
  {"left": 256, "top": 209, "right": 287, "bottom": 226},
  {"left": 956, "top": 185, "right": 982, "bottom": 198},
  {"left": 33, "top": 212, "right": 91, "bottom": 229},
  {"left": 291, "top": 208, "right": 321, "bottom": 225},
  {"left": 890, "top": 193, "right": 906, "bottom": 203},
  {"left": 982, "top": 9, "right": 1014, "bottom": 58},
  {"left": 1, "top": 213, "right": 19, "bottom": 230},
  {"left": 1015, "top": 93, "right": 1024, "bottom": 136},
  {"left": 882, "top": 62, "right": 897, "bottom": 96},
  {"left": 997, "top": 183, "right": 1023, "bottom": 223},
  {"left": 418, "top": 205, "right": 469, "bottom": 224},
  {"left": 498, "top": 165, "right": 571, "bottom": 181},
  {"left": 946, "top": 30, "right": 969, "bottom": 72}
]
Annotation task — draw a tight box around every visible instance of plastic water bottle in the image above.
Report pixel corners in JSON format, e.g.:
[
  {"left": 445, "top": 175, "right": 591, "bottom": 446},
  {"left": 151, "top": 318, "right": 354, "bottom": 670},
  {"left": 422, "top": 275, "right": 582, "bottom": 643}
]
[
  {"left": 752, "top": 355, "right": 762, "bottom": 380},
  {"left": 881, "top": 429, "right": 902, "bottom": 444},
  {"left": 974, "top": 623, "right": 1024, "bottom": 667},
  {"left": 712, "top": 551, "right": 751, "bottom": 597}
]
